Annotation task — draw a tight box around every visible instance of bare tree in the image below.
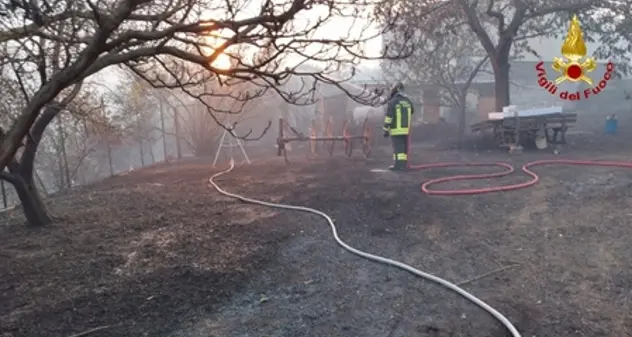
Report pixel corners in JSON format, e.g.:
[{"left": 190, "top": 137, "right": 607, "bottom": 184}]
[
  {"left": 378, "top": 0, "right": 632, "bottom": 112},
  {"left": 141, "top": 83, "right": 250, "bottom": 158},
  {"left": 83, "top": 97, "right": 126, "bottom": 178},
  {"left": 0, "top": 0, "right": 411, "bottom": 226},
  {"left": 0, "top": 80, "right": 82, "bottom": 227},
  {"left": 47, "top": 89, "right": 110, "bottom": 187},
  {"left": 118, "top": 77, "right": 161, "bottom": 166},
  {"left": 63, "top": 91, "right": 113, "bottom": 184},
  {"left": 177, "top": 98, "right": 224, "bottom": 156},
  {"left": 384, "top": 23, "right": 488, "bottom": 146}
]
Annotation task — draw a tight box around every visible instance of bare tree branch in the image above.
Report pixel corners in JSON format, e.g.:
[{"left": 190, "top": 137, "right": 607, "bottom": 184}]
[
  {"left": 378, "top": 0, "right": 632, "bottom": 111},
  {"left": 0, "top": 0, "right": 415, "bottom": 176}
]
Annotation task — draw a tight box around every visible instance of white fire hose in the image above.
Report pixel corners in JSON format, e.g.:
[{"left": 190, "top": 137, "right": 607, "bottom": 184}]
[{"left": 208, "top": 159, "right": 521, "bottom": 337}]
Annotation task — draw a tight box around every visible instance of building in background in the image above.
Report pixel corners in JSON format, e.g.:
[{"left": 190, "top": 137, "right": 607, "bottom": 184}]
[{"left": 379, "top": 34, "right": 632, "bottom": 125}]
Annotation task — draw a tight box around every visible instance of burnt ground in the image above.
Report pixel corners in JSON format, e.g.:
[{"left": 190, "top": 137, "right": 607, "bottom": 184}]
[{"left": 3, "top": 131, "right": 632, "bottom": 337}]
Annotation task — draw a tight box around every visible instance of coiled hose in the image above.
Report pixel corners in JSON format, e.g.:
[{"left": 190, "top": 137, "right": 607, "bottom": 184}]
[
  {"left": 208, "top": 159, "right": 522, "bottom": 337},
  {"left": 412, "top": 159, "right": 632, "bottom": 195}
]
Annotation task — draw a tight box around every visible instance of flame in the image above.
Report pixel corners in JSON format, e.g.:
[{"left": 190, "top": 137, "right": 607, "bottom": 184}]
[{"left": 561, "top": 15, "right": 587, "bottom": 61}]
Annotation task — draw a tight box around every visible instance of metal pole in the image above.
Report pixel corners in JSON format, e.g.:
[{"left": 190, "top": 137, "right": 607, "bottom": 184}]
[
  {"left": 235, "top": 131, "right": 251, "bottom": 164},
  {"left": 212, "top": 128, "right": 228, "bottom": 167}
]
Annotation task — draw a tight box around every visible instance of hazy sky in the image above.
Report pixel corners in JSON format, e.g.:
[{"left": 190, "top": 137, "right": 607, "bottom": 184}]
[
  {"left": 201, "top": 2, "right": 383, "bottom": 70},
  {"left": 93, "top": 5, "right": 383, "bottom": 97},
  {"left": 88, "top": 1, "right": 623, "bottom": 91}
]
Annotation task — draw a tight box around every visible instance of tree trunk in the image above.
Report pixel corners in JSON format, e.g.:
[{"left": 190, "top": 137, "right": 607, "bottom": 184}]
[
  {"left": 106, "top": 139, "right": 114, "bottom": 176},
  {"left": 13, "top": 105, "right": 61, "bottom": 225},
  {"left": 174, "top": 109, "right": 182, "bottom": 159},
  {"left": 139, "top": 139, "right": 145, "bottom": 166},
  {"left": 8, "top": 162, "right": 53, "bottom": 226},
  {"left": 4, "top": 86, "right": 82, "bottom": 226},
  {"left": 457, "top": 94, "right": 468, "bottom": 148},
  {"left": 490, "top": 38, "right": 513, "bottom": 112},
  {"left": 34, "top": 170, "right": 48, "bottom": 196},
  {"left": 57, "top": 156, "right": 65, "bottom": 190},
  {"left": 148, "top": 141, "right": 155, "bottom": 164},
  {"left": 1, "top": 172, "right": 52, "bottom": 226},
  {"left": 23, "top": 172, "right": 51, "bottom": 225},
  {"left": 160, "top": 103, "right": 168, "bottom": 161},
  {"left": 56, "top": 118, "right": 71, "bottom": 190},
  {"left": 493, "top": 60, "right": 511, "bottom": 112},
  {"left": 61, "top": 125, "right": 71, "bottom": 189},
  {"left": 1, "top": 177, "right": 6, "bottom": 208}
]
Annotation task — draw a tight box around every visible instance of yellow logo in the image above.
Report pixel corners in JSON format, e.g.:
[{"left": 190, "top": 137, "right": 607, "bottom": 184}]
[
  {"left": 535, "top": 15, "right": 614, "bottom": 101},
  {"left": 551, "top": 15, "right": 597, "bottom": 85}
]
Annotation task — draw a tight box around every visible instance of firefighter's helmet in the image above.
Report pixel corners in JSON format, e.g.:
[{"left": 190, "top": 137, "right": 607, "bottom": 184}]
[{"left": 389, "top": 82, "right": 404, "bottom": 98}]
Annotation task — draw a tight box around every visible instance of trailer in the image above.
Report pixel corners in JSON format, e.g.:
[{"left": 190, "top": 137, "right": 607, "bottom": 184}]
[{"left": 470, "top": 112, "right": 578, "bottom": 148}]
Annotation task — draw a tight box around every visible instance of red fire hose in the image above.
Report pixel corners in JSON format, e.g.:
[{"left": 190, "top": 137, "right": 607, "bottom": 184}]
[
  {"left": 409, "top": 160, "right": 632, "bottom": 195},
  {"left": 405, "top": 133, "right": 632, "bottom": 196}
]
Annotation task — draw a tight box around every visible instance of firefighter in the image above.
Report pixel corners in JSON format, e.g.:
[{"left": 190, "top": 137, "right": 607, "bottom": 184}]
[{"left": 382, "top": 82, "right": 414, "bottom": 170}]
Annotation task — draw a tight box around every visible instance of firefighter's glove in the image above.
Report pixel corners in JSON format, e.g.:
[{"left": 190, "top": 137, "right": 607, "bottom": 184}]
[{"left": 383, "top": 131, "right": 389, "bottom": 138}]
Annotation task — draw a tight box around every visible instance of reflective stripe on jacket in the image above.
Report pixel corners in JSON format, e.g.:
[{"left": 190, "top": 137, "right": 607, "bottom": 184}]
[{"left": 383, "top": 93, "right": 414, "bottom": 135}]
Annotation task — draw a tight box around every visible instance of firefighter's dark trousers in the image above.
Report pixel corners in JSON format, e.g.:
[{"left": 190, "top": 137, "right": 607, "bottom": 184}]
[{"left": 390, "top": 135, "right": 408, "bottom": 170}]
